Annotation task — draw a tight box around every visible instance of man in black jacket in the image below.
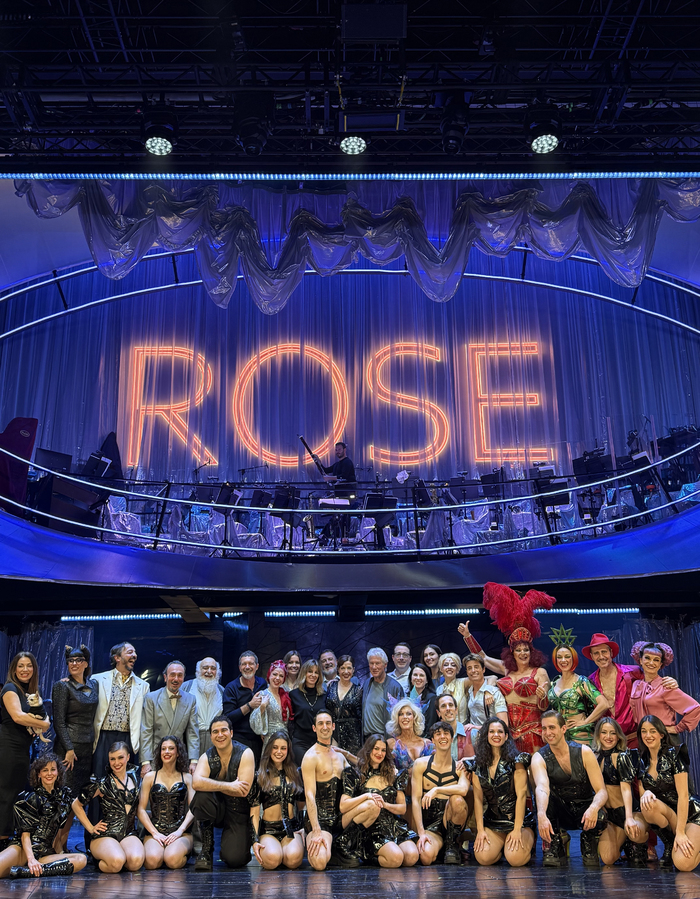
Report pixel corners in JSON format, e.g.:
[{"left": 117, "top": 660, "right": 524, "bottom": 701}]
[{"left": 222, "top": 651, "right": 266, "bottom": 764}]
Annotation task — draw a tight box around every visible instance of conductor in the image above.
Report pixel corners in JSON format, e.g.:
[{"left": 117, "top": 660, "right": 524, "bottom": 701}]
[{"left": 313, "top": 442, "right": 357, "bottom": 499}]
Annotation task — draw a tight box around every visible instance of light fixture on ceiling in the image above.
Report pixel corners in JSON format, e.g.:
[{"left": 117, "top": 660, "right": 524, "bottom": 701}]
[
  {"left": 440, "top": 95, "right": 469, "bottom": 154},
  {"left": 143, "top": 107, "right": 177, "bottom": 156},
  {"left": 234, "top": 92, "right": 273, "bottom": 156},
  {"left": 525, "top": 105, "right": 562, "bottom": 155},
  {"left": 340, "top": 135, "right": 367, "bottom": 155}
]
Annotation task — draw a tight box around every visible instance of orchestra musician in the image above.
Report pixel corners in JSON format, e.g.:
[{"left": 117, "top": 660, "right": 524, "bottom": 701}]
[{"left": 312, "top": 442, "right": 357, "bottom": 499}]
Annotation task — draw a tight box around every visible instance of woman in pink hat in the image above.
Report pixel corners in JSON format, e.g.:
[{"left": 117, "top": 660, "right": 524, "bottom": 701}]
[{"left": 629, "top": 643, "right": 700, "bottom": 744}]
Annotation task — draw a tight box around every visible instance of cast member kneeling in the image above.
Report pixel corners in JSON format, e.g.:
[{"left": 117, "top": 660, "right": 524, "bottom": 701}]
[
  {"left": 138, "top": 735, "right": 195, "bottom": 869},
  {"left": 593, "top": 717, "right": 648, "bottom": 867},
  {"left": 191, "top": 714, "right": 255, "bottom": 870},
  {"left": 0, "top": 753, "right": 87, "bottom": 878},
  {"left": 72, "top": 741, "right": 145, "bottom": 873},
  {"left": 340, "top": 734, "right": 419, "bottom": 868},
  {"left": 471, "top": 717, "right": 535, "bottom": 867},
  {"left": 250, "top": 730, "right": 305, "bottom": 870},
  {"left": 411, "top": 721, "right": 469, "bottom": 865},
  {"left": 638, "top": 715, "right": 700, "bottom": 871},
  {"left": 531, "top": 710, "right": 608, "bottom": 867}
]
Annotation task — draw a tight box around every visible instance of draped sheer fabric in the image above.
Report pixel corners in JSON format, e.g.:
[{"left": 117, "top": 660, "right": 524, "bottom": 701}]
[{"left": 14, "top": 178, "right": 700, "bottom": 312}]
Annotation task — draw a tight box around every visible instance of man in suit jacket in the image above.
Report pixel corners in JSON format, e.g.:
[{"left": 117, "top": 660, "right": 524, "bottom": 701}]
[
  {"left": 140, "top": 661, "right": 200, "bottom": 774},
  {"left": 92, "top": 641, "right": 151, "bottom": 777}
]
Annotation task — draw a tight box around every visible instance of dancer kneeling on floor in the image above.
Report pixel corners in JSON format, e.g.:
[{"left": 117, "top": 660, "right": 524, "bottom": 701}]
[
  {"left": 190, "top": 714, "right": 255, "bottom": 870},
  {"left": 340, "top": 734, "right": 419, "bottom": 868},
  {"left": 531, "top": 710, "right": 608, "bottom": 867},
  {"left": 471, "top": 717, "right": 535, "bottom": 867},
  {"left": 72, "top": 741, "right": 145, "bottom": 873},
  {"left": 138, "top": 735, "right": 194, "bottom": 869},
  {"left": 250, "top": 730, "right": 305, "bottom": 870},
  {"left": 301, "top": 710, "right": 358, "bottom": 870},
  {"left": 411, "top": 721, "right": 469, "bottom": 865},
  {"left": 637, "top": 715, "right": 700, "bottom": 871},
  {"left": 0, "top": 753, "right": 87, "bottom": 879},
  {"left": 592, "top": 717, "right": 648, "bottom": 867}
]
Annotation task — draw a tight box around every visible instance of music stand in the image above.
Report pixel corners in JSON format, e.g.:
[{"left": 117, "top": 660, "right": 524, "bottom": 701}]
[
  {"left": 360, "top": 493, "right": 397, "bottom": 550},
  {"left": 210, "top": 484, "right": 241, "bottom": 556},
  {"left": 481, "top": 468, "right": 505, "bottom": 528},
  {"left": 272, "top": 486, "right": 302, "bottom": 551}
]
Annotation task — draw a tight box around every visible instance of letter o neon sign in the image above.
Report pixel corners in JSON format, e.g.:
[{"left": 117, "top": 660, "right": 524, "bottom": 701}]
[{"left": 232, "top": 344, "right": 349, "bottom": 466}]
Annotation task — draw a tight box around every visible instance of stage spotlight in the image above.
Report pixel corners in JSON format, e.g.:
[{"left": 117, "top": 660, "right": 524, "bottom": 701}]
[
  {"left": 525, "top": 106, "right": 562, "bottom": 154},
  {"left": 440, "top": 95, "right": 469, "bottom": 155},
  {"left": 143, "top": 107, "right": 177, "bottom": 156},
  {"left": 340, "top": 135, "right": 367, "bottom": 155},
  {"left": 234, "top": 92, "right": 273, "bottom": 156}
]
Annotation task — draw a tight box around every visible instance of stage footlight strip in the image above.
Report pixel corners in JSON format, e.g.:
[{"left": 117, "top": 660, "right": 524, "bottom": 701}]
[
  {"left": 535, "top": 607, "right": 640, "bottom": 615},
  {"left": 60, "top": 613, "right": 180, "bottom": 621},
  {"left": 6, "top": 172, "right": 700, "bottom": 181},
  {"left": 366, "top": 608, "right": 481, "bottom": 616}
]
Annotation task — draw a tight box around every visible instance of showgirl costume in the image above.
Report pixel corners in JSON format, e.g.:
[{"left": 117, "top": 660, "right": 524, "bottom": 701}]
[
  {"left": 391, "top": 738, "right": 433, "bottom": 773},
  {"left": 80, "top": 767, "right": 140, "bottom": 840},
  {"left": 470, "top": 752, "right": 535, "bottom": 832},
  {"left": 325, "top": 681, "right": 363, "bottom": 754},
  {"left": 638, "top": 744, "right": 700, "bottom": 825},
  {"left": 494, "top": 675, "right": 546, "bottom": 754},
  {"left": 10, "top": 785, "right": 74, "bottom": 857},
  {"left": 250, "top": 771, "right": 304, "bottom": 840},
  {"left": 598, "top": 749, "right": 637, "bottom": 830},
  {"left": 547, "top": 675, "right": 603, "bottom": 744},
  {"left": 342, "top": 766, "right": 417, "bottom": 857},
  {"left": 149, "top": 771, "right": 190, "bottom": 836}
]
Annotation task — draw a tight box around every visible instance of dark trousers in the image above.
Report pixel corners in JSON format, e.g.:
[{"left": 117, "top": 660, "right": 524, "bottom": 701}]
[
  {"left": 190, "top": 790, "right": 251, "bottom": 868},
  {"left": 547, "top": 794, "right": 608, "bottom": 835}
]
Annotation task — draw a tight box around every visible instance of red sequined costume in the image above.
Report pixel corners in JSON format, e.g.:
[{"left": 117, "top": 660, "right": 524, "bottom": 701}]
[{"left": 495, "top": 675, "right": 548, "bottom": 754}]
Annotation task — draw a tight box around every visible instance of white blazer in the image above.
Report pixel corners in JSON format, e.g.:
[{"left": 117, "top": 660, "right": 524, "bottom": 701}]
[{"left": 92, "top": 669, "right": 151, "bottom": 753}]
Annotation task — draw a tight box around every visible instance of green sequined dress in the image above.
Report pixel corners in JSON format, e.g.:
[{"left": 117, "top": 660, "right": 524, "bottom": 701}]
[{"left": 547, "top": 675, "right": 602, "bottom": 743}]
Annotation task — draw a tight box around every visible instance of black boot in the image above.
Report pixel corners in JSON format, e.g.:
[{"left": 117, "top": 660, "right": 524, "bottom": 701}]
[
  {"left": 329, "top": 823, "right": 363, "bottom": 868},
  {"left": 626, "top": 839, "right": 648, "bottom": 868},
  {"left": 10, "top": 859, "right": 74, "bottom": 879},
  {"left": 580, "top": 830, "right": 600, "bottom": 867},
  {"left": 194, "top": 820, "right": 215, "bottom": 872},
  {"left": 542, "top": 831, "right": 567, "bottom": 867},
  {"left": 652, "top": 825, "right": 675, "bottom": 868},
  {"left": 443, "top": 821, "right": 464, "bottom": 865}
]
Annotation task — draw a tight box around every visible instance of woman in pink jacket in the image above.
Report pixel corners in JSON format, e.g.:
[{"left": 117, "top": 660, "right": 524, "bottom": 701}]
[{"left": 629, "top": 642, "right": 700, "bottom": 744}]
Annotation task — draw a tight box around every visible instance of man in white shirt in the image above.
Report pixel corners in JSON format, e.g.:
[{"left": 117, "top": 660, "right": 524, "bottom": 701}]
[
  {"left": 463, "top": 653, "right": 508, "bottom": 747},
  {"left": 387, "top": 642, "right": 412, "bottom": 693},
  {"left": 182, "top": 657, "right": 225, "bottom": 753}
]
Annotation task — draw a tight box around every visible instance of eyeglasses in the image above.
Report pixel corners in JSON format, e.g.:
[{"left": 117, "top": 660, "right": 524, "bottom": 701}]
[{"left": 68, "top": 659, "right": 85, "bottom": 665}]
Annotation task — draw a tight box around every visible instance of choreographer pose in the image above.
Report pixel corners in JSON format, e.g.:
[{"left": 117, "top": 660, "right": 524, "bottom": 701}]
[
  {"left": 637, "top": 715, "right": 700, "bottom": 871},
  {"left": 592, "top": 717, "right": 648, "bottom": 867},
  {"left": 250, "top": 660, "right": 294, "bottom": 749},
  {"left": 250, "top": 730, "right": 305, "bottom": 870},
  {"left": 411, "top": 721, "right": 470, "bottom": 865},
  {"left": 300, "top": 710, "right": 355, "bottom": 870},
  {"left": 138, "top": 735, "right": 195, "bottom": 870},
  {"left": 340, "top": 735, "right": 419, "bottom": 868},
  {"left": 73, "top": 741, "right": 145, "bottom": 873},
  {"left": 0, "top": 753, "right": 87, "bottom": 879},
  {"left": 546, "top": 627, "right": 609, "bottom": 745},
  {"left": 471, "top": 717, "right": 535, "bottom": 867},
  {"left": 532, "top": 710, "right": 608, "bottom": 867},
  {"left": 190, "top": 715, "right": 256, "bottom": 870}
]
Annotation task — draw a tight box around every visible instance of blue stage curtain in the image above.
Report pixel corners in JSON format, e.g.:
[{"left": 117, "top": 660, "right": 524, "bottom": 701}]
[
  {"left": 6, "top": 622, "right": 94, "bottom": 702},
  {"left": 14, "top": 178, "right": 700, "bottom": 311}
]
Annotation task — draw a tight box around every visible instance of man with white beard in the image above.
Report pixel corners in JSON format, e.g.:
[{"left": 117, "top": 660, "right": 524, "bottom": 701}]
[{"left": 182, "top": 657, "right": 225, "bottom": 753}]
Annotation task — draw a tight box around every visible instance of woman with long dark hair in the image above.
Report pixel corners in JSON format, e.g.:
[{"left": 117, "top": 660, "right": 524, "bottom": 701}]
[
  {"left": 138, "top": 735, "right": 194, "bottom": 869},
  {"left": 421, "top": 645, "right": 443, "bottom": 689},
  {"left": 250, "top": 730, "right": 305, "bottom": 870},
  {"left": 283, "top": 652, "right": 302, "bottom": 690},
  {"left": 637, "top": 715, "right": 700, "bottom": 870},
  {"left": 325, "top": 654, "right": 363, "bottom": 757},
  {"left": 71, "top": 741, "right": 145, "bottom": 873},
  {"left": 592, "top": 717, "right": 648, "bottom": 866},
  {"left": 408, "top": 663, "right": 438, "bottom": 732},
  {"left": 289, "top": 660, "right": 327, "bottom": 765},
  {"left": 251, "top": 661, "right": 294, "bottom": 749},
  {"left": 340, "top": 734, "right": 419, "bottom": 867},
  {"left": 471, "top": 717, "right": 535, "bottom": 867},
  {"left": 0, "top": 753, "right": 87, "bottom": 878},
  {"left": 629, "top": 643, "right": 700, "bottom": 743},
  {"left": 0, "top": 651, "right": 51, "bottom": 846}
]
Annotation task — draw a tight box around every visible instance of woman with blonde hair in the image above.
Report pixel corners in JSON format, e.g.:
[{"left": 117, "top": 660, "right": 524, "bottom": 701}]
[
  {"left": 436, "top": 653, "right": 469, "bottom": 723},
  {"left": 288, "top": 659, "right": 327, "bottom": 765},
  {"left": 387, "top": 699, "right": 433, "bottom": 773}
]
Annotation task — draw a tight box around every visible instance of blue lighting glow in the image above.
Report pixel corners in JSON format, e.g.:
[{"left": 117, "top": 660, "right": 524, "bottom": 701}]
[
  {"left": 4, "top": 172, "right": 700, "bottom": 182},
  {"left": 60, "top": 613, "right": 180, "bottom": 621},
  {"left": 264, "top": 610, "right": 335, "bottom": 618}
]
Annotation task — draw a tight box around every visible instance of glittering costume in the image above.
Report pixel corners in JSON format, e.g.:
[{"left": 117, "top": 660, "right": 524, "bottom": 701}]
[
  {"left": 598, "top": 749, "right": 638, "bottom": 830},
  {"left": 420, "top": 754, "right": 459, "bottom": 835},
  {"left": 639, "top": 744, "right": 700, "bottom": 825},
  {"left": 325, "top": 682, "right": 363, "bottom": 755},
  {"left": 470, "top": 752, "right": 535, "bottom": 832},
  {"left": 80, "top": 768, "right": 140, "bottom": 840},
  {"left": 251, "top": 771, "right": 304, "bottom": 840},
  {"left": 496, "top": 676, "right": 545, "bottom": 754},
  {"left": 149, "top": 771, "right": 190, "bottom": 836},
  {"left": 342, "top": 767, "right": 417, "bottom": 857},
  {"left": 250, "top": 691, "right": 290, "bottom": 749},
  {"left": 547, "top": 675, "right": 603, "bottom": 744},
  {"left": 11, "top": 786, "right": 74, "bottom": 857},
  {"left": 391, "top": 738, "right": 433, "bottom": 773},
  {"left": 303, "top": 776, "right": 343, "bottom": 835},
  {"left": 51, "top": 677, "right": 99, "bottom": 794}
]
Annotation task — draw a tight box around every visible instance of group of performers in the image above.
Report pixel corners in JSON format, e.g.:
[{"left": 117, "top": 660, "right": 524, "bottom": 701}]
[{"left": 1, "top": 581, "right": 700, "bottom": 878}]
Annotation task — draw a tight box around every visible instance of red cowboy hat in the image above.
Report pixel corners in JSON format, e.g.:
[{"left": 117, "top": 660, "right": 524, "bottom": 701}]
[{"left": 582, "top": 633, "right": 620, "bottom": 660}]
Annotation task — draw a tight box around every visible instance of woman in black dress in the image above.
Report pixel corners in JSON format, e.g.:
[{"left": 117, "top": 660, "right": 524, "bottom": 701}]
[
  {"left": 51, "top": 644, "right": 99, "bottom": 850},
  {"left": 138, "top": 735, "right": 194, "bottom": 869},
  {"left": 408, "top": 663, "right": 438, "bottom": 732},
  {"left": 325, "top": 654, "right": 363, "bottom": 759},
  {"left": 471, "top": 716, "right": 535, "bottom": 867},
  {"left": 0, "top": 651, "right": 51, "bottom": 846},
  {"left": 288, "top": 660, "right": 327, "bottom": 765},
  {"left": 0, "top": 753, "right": 88, "bottom": 878}
]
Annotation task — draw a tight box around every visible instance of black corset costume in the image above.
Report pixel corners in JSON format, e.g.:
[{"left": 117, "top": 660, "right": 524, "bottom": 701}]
[
  {"left": 598, "top": 749, "right": 638, "bottom": 829},
  {"left": 150, "top": 772, "right": 190, "bottom": 836},
  {"left": 639, "top": 744, "right": 700, "bottom": 826},
  {"left": 421, "top": 754, "right": 459, "bottom": 834},
  {"left": 250, "top": 770, "right": 305, "bottom": 840},
  {"left": 539, "top": 742, "right": 594, "bottom": 804},
  {"left": 471, "top": 752, "right": 535, "bottom": 832},
  {"left": 206, "top": 744, "right": 249, "bottom": 815},
  {"left": 11, "top": 786, "right": 74, "bottom": 857},
  {"left": 342, "top": 767, "right": 417, "bottom": 855},
  {"left": 303, "top": 776, "right": 342, "bottom": 835},
  {"left": 80, "top": 768, "right": 140, "bottom": 841}
]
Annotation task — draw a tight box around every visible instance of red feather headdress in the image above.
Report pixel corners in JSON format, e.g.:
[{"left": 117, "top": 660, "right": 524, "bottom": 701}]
[{"left": 482, "top": 582, "right": 556, "bottom": 647}]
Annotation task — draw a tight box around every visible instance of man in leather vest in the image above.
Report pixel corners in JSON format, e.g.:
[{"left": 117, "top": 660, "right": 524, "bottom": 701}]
[
  {"left": 190, "top": 715, "right": 255, "bottom": 871},
  {"left": 531, "top": 710, "right": 608, "bottom": 867}
]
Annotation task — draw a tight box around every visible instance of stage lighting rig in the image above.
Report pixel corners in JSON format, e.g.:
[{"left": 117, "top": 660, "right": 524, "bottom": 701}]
[
  {"left": 143, "top": 107, "right": 177, "bottom": 156},
  {"left": 440, "top": 95, "right": 469, "bottom": 155},
  {"left": 234, "top": 93, "right": 273, "bottom": 157},
  {"left": 525, "top": 104, "right": 562, "bottom": 155},
  {"left": 340, "top": 135, "right": 367, "bottom": 155}
]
